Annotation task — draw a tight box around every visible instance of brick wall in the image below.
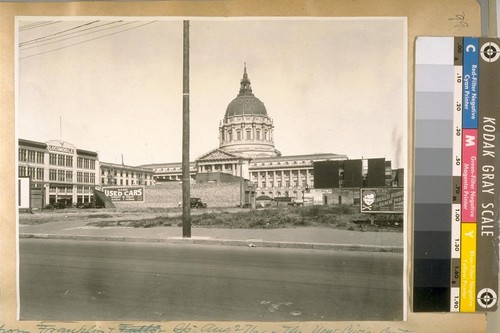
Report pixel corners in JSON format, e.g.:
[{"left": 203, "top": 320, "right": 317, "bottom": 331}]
[{"left": 113, "top": 182, "right": 241, "bottom": 208}]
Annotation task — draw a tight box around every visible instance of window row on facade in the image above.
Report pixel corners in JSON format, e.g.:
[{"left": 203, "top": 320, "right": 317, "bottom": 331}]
[
  {"left": 101, "top": 169, "right": 150, "bottom": 179},
  {"left": 100, "top": 164, "right": 154, "bottom": 186},
  {"left": 101, "top": 177, "right": 151, "bottom": 186},
  {"left": 19, "top": 166, "right": 96, "bottom": 184},
  {"left": 20, "top": 149, "right": 97, "bottom": 170},
  {"left": 250, "top": 170, "right": 314, "bottom": 189},
  {"left": 18, "top": 166, "right": 44, "bottom": 180},
  {"left": 18, "top": 149, "right": 44, "bottom": 164},
  {"left": 222, "top": 127, "right": 272, "bottom": 142},
  {"left": 49, "top": 170, "right": 95, "bottom": 184}
]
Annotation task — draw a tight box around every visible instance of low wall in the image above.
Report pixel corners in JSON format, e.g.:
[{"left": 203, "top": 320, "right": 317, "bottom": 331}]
[
  {"left": 308, "top": 188, "right": 357, "bottom": 205},
  {"left": 113, "top": 182, "right": 241, "bottom": 208}
]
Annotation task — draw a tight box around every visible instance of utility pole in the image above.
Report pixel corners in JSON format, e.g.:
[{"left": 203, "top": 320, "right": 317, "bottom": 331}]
[{"left": 182, "top": 20, "right": 191, "bottom": 238}]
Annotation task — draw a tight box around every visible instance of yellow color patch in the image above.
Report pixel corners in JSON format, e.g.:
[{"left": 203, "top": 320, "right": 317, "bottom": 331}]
[{"left": 460, "top": 223, "right": 476, "bottom": 312}]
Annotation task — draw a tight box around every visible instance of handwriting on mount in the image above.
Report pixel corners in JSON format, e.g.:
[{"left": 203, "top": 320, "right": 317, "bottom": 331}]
[
  {"left": 37, "top": 323, "right": 105, "bottom": 333},
  {"left": 172, "top": 323, "right": 414, "bottom": 333},
  {"left": 449, "top": 12, "right": 469, "bottom": 30},
  {"left": 36, "top": 323, "right": 165, "bottom": 333},
  {"left": 0, "top": 324, "right": 30, "bottom": 333},
  {"left": 1, "top": 323, "right": 415, "bottom": 333},
  {"left": 118, "top": 324, "right": 165, "bottom": 333}
]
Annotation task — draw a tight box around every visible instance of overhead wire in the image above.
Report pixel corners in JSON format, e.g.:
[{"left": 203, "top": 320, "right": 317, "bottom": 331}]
[
  {"left": 20, "top": 20, "right": 132, "bottom": 50},
  {"left": 19, "top": 20, "right": 101, "bottom": 47},
  {"left": 19, "top": 21, "right": 63, "bottom": 32},
  {"left": 19, "top": 20, "right": 159, "bottom": 60}
]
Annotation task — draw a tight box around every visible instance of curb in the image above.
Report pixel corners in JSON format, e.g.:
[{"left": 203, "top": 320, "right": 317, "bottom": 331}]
[{"left": 19, "top": 233, "right": 403, "bottom": 253}]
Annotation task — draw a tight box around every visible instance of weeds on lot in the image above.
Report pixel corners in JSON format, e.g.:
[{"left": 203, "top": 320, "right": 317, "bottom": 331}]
[
  {"left": 129, "top": 205, "right": 402, "bottom": 232},
  {"left": 86, "top": 214, "right": 114, "bottom": 219},
  {"left": 55, "top": 204, "right": 403, "bottom": 232}
]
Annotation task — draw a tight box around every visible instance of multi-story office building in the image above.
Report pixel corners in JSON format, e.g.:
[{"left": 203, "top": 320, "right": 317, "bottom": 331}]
[
  {"left": 18, "top": 139, "right": 99, "bottom": 206},
  {"left": 100, "top": 162, "right": 154, "bottom": 186},
  {"left": 18, "top": 139, "right": 155, "bottom": 208}
]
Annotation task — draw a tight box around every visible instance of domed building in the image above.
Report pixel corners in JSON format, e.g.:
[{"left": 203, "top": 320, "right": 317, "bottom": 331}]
[
  {"left": 149, "top": 64, "right": 350, "bottom": 202},
  {"left": 218, "top": 65, "right": 281, "bottom": 158},
  {"left": 140, "top": 65, "right": 405, "bottom": 206}
]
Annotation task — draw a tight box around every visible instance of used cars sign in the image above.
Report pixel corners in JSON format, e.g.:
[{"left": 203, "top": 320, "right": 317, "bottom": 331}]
[{"left": 102, "top": 186, "right": 144, "bottom": 202}]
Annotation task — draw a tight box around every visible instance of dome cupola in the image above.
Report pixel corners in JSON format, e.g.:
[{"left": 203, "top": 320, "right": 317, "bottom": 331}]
[{"left": 219, "top": 64, "right": 280, "bottom": 158}]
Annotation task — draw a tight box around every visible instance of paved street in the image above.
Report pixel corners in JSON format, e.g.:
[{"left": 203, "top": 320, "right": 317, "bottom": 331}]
[{"left": 19, "top": 238, "right": 404, "bottom": 321}]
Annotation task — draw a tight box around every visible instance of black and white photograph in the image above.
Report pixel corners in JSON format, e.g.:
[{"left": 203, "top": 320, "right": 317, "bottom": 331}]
[{"left": 16, "top": 17, "right": 407, "bottom": 322}]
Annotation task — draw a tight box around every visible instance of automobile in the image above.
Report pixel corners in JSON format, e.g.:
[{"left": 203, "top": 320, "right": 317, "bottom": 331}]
[
  {"left": 76, "top": 202, "right": 96, "bottom": 209},
  {"left": 178, "top": 198, "right": 207, "bottom": 208},
  {"left": 190, "top": 198, "right": 207, "bottom": 208},
  {"left": 46, "top": 202, "right": 66, "bottom": 209}
]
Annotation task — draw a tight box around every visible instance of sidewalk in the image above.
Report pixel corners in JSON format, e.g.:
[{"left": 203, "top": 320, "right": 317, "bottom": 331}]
[{"left": 19, "top": 219, "right": 404, "bottom": 252}]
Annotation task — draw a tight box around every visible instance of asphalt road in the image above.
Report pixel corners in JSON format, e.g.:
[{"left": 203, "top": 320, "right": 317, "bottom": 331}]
[{"left": 19, "top": 239, "right": 404, "bottom": 321}]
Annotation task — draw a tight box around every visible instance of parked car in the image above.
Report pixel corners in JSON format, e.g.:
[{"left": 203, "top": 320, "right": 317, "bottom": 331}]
[
  {"left": 46, "top": 202, "right": 66, "bottom": 210},
  {"left": 76, "top": 202, "right": 95, "bottom": 209},
  {"left": 190, "top": 198, "right": 207, "bottom": 208},
  {"left": 178, "top": 198, "right": 207, "bottom": 208}
]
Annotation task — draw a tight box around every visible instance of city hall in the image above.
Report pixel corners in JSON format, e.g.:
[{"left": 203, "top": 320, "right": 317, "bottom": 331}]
[{"left": 18, "top": 65, "right": 403, "bottom": 209}]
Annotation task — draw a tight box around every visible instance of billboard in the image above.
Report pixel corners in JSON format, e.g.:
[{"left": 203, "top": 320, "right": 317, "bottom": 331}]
[
  {"left": 367, "top": 158, "right": 386, "bottom": 186},
  {"left": 313, "top": 161, "right": 340, "bottom": 189},
  {"left": 102, "top": 186, "right": 144, "bottom": 202},
  {"left": 343, "top": 159, "right": 363, "bottom": 187},
  {"left": 360, "top": 187, "right": 404, "bottom": 213}
]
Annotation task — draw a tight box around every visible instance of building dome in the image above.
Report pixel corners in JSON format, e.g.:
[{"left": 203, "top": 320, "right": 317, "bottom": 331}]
[
  {"left": 225, "top": 96, "right": 267, "bottom": 117},
  {"left": 224, "top": 64, "right": 267, "bottom": 118},
  {"left": 219, "top": 64, "right": 280, "bottom": 159}
]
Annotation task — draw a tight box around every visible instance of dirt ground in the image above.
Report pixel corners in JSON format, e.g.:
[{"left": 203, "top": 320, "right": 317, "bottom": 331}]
[{"left": 19, "top": 206, "right": 403, "bottom": 233}]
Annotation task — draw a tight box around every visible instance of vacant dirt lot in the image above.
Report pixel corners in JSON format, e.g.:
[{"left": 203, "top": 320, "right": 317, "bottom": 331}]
[{"left": 19, "top": 205, "right": 403, "bottom": 232}]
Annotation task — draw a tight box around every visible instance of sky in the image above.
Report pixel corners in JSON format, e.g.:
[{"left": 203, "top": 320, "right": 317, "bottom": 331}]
[{"left": 17, "top": 17, "right": 407, "bottom": 168}]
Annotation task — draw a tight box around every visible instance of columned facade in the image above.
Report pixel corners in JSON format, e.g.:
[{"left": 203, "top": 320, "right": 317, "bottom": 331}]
[
  {"left": 249, "top": 153, "right": 346, "bottom": 199},
  {"left": 196, "top": 149, "right": 251, "bottom": 179}
]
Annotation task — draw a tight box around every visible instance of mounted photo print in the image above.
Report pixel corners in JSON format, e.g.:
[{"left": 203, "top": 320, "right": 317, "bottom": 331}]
[{"left": 16, "top": 17, "right": 407, "bottom": 322}]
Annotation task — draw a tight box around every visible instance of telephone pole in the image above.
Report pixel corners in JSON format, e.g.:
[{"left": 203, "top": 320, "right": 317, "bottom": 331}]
[{"left": 182, "top": 20, "right": 191, "bottom": 238}]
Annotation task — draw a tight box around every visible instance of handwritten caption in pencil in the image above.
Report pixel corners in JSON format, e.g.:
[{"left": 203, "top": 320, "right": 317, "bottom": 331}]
[{"left": 1, "top": 323, "right": 415, "bottom": 333}]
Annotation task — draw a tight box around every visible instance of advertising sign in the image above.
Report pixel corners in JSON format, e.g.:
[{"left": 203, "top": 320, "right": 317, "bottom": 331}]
[
  {"left": 102, "top": 186, "right": 144, "bottom": 202},
  {"left": 360, "top": 187, "right": 404, "bottom": 213}
]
